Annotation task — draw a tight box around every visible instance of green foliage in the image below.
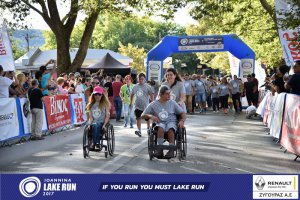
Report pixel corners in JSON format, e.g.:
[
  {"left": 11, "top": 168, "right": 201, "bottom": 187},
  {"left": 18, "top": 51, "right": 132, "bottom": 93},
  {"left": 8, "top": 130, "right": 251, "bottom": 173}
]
[
  {"left": 11, "top": 38, "right": 26, "bottom": 60},
  {"left": 118, "top": 42, "right": 146, "bottom": 73},
  {"left": 186, "top": 0, "right": 283, "bottom": 72},
  {"left": 42, "top": 30, "right": 57, "bottom": 50}
]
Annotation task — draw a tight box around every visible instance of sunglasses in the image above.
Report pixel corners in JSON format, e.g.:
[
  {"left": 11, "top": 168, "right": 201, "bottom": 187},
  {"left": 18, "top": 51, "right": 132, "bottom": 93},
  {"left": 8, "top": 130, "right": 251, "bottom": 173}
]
[
  {"left": 92, "top": 82, "right": 100, "bottom": 85},
  {"left": 94, "top": 93, "right": 103, "bottom": 96}
]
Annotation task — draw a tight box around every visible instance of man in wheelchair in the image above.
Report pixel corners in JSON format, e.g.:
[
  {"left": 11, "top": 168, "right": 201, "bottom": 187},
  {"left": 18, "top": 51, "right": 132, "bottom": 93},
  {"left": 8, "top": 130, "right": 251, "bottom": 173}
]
[{"left": 141, "top": 85, "right": 186, "bottom": 159}]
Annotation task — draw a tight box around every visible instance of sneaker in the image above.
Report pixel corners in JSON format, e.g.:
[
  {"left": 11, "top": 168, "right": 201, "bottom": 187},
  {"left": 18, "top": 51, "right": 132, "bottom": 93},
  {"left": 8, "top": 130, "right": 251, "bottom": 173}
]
[
  {"left": 130, "top": 125, "right": 134, "bottom": 128},
  {"left": 124, "top": 124, "right": 127, "bottom": 128},
  {"left": 164, "top": 150, "right": 174, "bottom": 159},
  {"left": 135, "top": 130, "right": 141, "bottom": 137},
  {"left": 95, "top": 144, "right": 100, "bottom": 149},
  {"left": 154, "top": 149, "right": 164, "bottom": 158}
]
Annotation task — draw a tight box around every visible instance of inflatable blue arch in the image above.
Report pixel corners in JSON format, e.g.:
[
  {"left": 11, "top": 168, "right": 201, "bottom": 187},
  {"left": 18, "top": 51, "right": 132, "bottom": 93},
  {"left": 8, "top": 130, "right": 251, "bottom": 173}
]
[{"left": 146, "top": 34, "right": 255, "bottom": 82}]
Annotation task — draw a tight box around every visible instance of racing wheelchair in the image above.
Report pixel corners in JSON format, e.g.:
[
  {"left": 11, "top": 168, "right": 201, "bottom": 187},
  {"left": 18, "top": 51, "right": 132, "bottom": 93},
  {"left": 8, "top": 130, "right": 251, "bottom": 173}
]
[
  {"left": 82, "top": 123, "right": 115, "bottom": 158},
  {"left": 147, "top": 123, "right": 187, "bottom": 161}
]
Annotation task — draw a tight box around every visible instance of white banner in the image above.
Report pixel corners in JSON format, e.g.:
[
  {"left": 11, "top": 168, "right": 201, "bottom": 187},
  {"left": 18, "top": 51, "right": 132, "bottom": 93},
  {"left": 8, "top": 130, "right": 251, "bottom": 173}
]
[
  {"left": 254, "top": 61, "right": 266, "bottom": 87},
  {"left": 0, "top": 19, "right": 15, "bottom": 71},
  {"left": 240, "top": 59, "right": 254, "bottom": 78},
  {"left": 270, "top": 93, "right": 286, "bottom": 139},
  {"left": 70, "top": 93, "right": 87, "bottom": 125},
  {"left": 148, "top": 61, "right": 162, "bottom": 83},
  {"left": 0, "top": 98, "right": 19, "bottom": 141},
  {"left": 228, "top": 52, "right": 240, "bottom": 77},
  {"left": 19, "top": 98, "right": 31, "bottom": 135},
  {"left": 275, "top": 0, "right": 300, "bottom": 67},
  {"left": 267, "top": 93, "right": 278, "bottom": 129},
  {"left": 256, "top": 90, "right": 270, "bottom": 116}
]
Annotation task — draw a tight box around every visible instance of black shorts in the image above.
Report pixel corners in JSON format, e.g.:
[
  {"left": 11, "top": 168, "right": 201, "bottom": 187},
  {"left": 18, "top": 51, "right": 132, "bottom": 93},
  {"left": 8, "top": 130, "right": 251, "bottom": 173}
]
[{"left": 134, "top": 109, "right": 149, "bottom": 121}]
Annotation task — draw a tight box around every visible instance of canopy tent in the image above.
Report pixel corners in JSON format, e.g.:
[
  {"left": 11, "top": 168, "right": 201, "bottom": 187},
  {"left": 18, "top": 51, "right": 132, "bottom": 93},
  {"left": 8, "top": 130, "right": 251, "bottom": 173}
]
[{"left": 83, "top": 52, "right": 131, "bottom": 75}]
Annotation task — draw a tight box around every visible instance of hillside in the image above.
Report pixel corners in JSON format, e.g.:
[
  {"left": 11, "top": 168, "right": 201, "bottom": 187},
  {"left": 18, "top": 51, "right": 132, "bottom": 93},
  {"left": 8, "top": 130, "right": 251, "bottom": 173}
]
[{"left": 12, "top": 29, "right": 45, "bottom": 50}]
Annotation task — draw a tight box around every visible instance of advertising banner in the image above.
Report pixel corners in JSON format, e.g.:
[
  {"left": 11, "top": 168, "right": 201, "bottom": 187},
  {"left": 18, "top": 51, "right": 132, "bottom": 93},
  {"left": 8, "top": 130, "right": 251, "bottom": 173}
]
[
  {"left": 269, "top": 93, "right": 286, "bottom": 139},
  {"left": 280, "top": 94, "right": 300, "bottom": 155},
  {"left": 240, "top": 59, "right": 254, "bottom": 78},
  {"left": 44, "top": 95, "right": 72, "bottom": 130},
  {"left": 228, "top": 52, "right": 240, "bottom": 77},
  {"left": 0, "top": 18, "right": 15, "bottom": 71},
  {"left": 1, "top": 174, "right": 298, "bottom": 200},
  {"left": 275, "top": 0, "right": 300, "bottom": 67},
  {"left": 70, "top": 93, "right": 87, "bottom": 125},
  {"left": 0, "top": 98, "right": 19, "bottom": 141},
  {"left": 256, "top": 90, "right": 270, "bottom": 117},
  {"left": 147, "top": 61, "right": 162, "bottom": 83},
  {"left": 19, "top": 98, "right": 31, "bottom": 135},
  {"left": 267, "top": 93, "right": 277, "bottom": 129},
  {"left": 263, "top": 93, "right": 273, "bottom": 125},
  {"left": 178, "top": 36, "right": 224, "bottom": 51}
]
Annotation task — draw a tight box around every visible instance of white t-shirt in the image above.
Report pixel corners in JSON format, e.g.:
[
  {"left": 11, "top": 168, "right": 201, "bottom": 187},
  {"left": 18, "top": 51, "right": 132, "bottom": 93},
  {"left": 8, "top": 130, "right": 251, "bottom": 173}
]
[
  {"left": 75, "top": 84, "right": 85, "bottom": 93},
  {"left": 0, "top": 76, "right": 13, "bottom": 98}
]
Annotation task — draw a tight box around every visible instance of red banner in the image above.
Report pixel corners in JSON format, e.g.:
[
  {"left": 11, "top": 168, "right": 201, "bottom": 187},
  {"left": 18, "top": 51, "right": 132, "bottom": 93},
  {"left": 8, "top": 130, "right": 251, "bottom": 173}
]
[
  {"left": 280, "top": 94, "right": 300, "bottom": 155},
  {"left": 44, "top": 95, "right": 72, "bottom": 130}
]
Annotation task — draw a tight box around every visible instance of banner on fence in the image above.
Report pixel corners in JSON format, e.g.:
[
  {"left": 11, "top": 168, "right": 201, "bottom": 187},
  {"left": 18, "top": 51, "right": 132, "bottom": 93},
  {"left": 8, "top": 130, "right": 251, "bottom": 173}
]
[
  {"left": 44, "top": 95, "right": 72, "bottom": 130},
  {"left": 267, "top": 93, "right": 277, "bottom": 129},
  {"left": 280, "top": 94, "right": 300, "bottom": 155},
  {"left": 269, "top": 93, "right": 286, "bottom": 139},
  {"left": 19, "top": 98, "right": 31, "bottom": 135},
  {"left": 256, "top": 90, "right": 270, "bottom": 117},
  {"left": 69, "top": 93, "right": 87, "bottom": 125},
  {"left": 263, "top": 92, "right": 273, "bottom": 125},
  {"left": 0, "top": 98, "right": 19, "bottom": 141}
]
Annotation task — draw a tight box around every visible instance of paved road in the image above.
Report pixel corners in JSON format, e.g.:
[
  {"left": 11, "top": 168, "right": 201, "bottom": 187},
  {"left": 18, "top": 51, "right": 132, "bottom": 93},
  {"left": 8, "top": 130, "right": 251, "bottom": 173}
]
[{"left": 0, "top": 112, "right": 299, "bottom": 174}]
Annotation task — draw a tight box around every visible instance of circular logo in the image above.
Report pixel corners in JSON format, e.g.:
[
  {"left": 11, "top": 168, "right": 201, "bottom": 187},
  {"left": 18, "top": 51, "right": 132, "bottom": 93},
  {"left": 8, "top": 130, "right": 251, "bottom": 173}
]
[
  {"left": 19, "top": 177, "right": 41, "bottom": 198},
  {"left": 180, "top": 38, "right": 189, "bottom": 45},
  {"left": 149, "top": 64, "right": 160, "bottom": 71},
  {"left": 242, "top": 62, "right": 252, "bottom": 69},
  {"left": 23, "top": 101, "right": 30, "bottom": 118},
  {"left": 233, "top": 83, "right": 237, "bottom": 88},
  {"left": 158, "top": 109, "right": 168, "bottom": 120},
  {"left": 137, "top": 89, "right": 143, "bottom": 97},
  {"left": 170, "top": 92, "right": 176, "bottom": 100},
  {"left": 93, "top": 109, "right": 101, "bottom": 118}
]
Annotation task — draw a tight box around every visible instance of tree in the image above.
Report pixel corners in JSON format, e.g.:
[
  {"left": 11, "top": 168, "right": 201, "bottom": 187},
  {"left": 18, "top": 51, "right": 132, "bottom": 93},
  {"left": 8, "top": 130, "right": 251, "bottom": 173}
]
[
  {"left": 185, "top": 0, "right": 284, "bottom": 71},
  {"left": 118, "top": 42, "right": 146, "bottom": 73}
]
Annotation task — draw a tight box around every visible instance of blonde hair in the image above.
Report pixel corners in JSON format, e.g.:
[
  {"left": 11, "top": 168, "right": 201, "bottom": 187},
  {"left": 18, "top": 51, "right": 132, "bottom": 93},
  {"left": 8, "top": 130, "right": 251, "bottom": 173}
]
[
  {"left": 86, "top": 93, "right": 111, "bottom": 113},
  {"left": 17, "top": 73, "right": 26, "bottom": 85},
  {"left": 57, "top": 77, "right": 65, "bottom": 85}
]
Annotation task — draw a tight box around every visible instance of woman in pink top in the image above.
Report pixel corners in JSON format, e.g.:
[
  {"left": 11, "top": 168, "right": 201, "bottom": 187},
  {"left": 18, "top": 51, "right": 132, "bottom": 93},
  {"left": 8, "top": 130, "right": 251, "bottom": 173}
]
[{"left": 57, "top": 77, "right": 68, "bottom": 94}]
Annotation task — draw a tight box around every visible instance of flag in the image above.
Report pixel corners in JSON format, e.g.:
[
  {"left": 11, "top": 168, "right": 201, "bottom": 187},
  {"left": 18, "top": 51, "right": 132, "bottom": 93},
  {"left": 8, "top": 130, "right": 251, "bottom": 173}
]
[
  {"left": 275, "top": 0, "right": 300, "bottom": 67},
  {"left": 0, "top": 18, "right": 15, "bottom": 71}
]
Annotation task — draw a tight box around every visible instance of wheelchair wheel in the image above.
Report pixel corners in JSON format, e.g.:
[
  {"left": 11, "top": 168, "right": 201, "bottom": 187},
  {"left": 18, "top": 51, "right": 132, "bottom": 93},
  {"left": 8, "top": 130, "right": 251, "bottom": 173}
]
[
  {"left": 181, "top": 127, "right": 187, "bottom": 160},
  {"left": 83, "top": 125, "right": 91, "bottom": 158},
  {"left": 147, "top": 129, "right": 155, "bottom": 160},
  {"left": 107, "top": 124, "right": 115, "bottom": 156},
  {"left": 177, "top": 127, "right": 187, "bottom": 161}
]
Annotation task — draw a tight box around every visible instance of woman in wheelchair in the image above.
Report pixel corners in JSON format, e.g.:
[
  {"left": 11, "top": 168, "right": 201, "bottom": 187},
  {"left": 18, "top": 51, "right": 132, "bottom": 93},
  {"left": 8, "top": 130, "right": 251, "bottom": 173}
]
[
  {"left": 141, "top": 85, "right": 186, "bottom": 159},
  {"left": 86, "top": 86, "right": 110, "bottom": 149}
]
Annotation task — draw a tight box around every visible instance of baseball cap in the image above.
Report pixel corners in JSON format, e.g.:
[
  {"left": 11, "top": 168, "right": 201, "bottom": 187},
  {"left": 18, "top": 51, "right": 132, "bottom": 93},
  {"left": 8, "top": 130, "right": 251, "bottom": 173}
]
[{"left": 93, "top": 86, "right": 104, "bottom": 94}]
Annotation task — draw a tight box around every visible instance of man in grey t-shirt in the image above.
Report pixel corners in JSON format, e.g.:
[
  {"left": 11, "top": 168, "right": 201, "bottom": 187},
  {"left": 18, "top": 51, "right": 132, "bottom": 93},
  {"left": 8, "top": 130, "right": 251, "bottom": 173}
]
[
  {"left": 142, "top": 85, "right": 186, "bottom": 159},
  {"left": 130, "top": 73, "right": 154, "bottom": 137}
]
